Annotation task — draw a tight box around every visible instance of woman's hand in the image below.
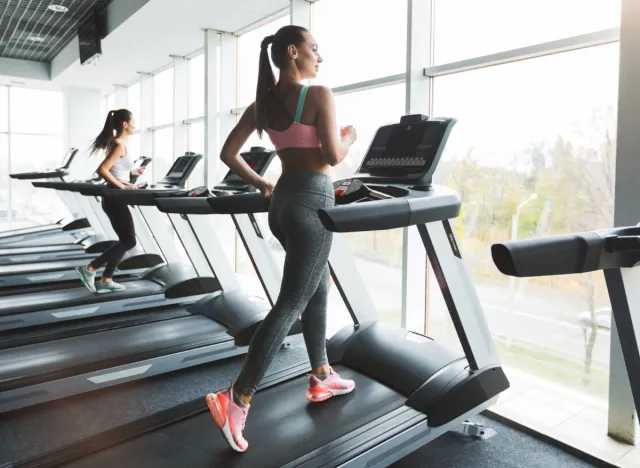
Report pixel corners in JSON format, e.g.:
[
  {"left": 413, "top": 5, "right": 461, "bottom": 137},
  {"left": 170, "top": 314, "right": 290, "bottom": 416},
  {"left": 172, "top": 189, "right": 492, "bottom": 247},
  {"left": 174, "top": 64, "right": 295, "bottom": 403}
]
[
  {"left": 256, "top": 178, "right": 274, "bottom": 198},
  {"left": 340, "top": 125, "right": 358, "bottom": 145},
  {"left": 131, "top": 166, "right": 146, "bottom": 176}
]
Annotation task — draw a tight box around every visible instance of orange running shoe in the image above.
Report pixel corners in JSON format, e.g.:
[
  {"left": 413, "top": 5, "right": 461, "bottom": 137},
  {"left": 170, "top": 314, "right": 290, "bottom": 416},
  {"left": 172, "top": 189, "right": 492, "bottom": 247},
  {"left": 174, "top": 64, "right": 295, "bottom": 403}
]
[
  {"left": 306, "top": 367, "right": 355, "bottom": 403},
  {"left": 206, "top": 384, "right": 249, "bottom": 452}
]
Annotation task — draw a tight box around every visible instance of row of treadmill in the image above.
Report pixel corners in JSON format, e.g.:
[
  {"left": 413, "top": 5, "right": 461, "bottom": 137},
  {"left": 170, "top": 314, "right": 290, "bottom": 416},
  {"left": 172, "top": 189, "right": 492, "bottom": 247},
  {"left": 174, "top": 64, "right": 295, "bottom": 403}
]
[{"left": 2, "top": 114, "right": 638, "bottom": 468}]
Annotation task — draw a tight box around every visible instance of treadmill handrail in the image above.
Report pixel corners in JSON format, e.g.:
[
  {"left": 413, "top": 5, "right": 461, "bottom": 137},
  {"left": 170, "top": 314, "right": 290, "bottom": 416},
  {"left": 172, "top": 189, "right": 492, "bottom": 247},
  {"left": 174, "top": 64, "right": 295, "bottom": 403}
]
[
  {"left": 31, "top": 181, "right": 105, "bottom": 194},
  {"left": 491, "top": 227, "right": 640, "bottom": 277},
  {"left": 319, "top": 198, "right": 410, "bottom": 233},
  {"left": 103, "top": 188, "right": 182, "bottom": 206},
  {"left": 11, "top": 170, "right": 67, "bottom": 180},
  {"left": 206, "top": 192, "right": 270, "bottom": 214},
  {"left": 156, "top": 197, "right": 215, "bottom": 215}
]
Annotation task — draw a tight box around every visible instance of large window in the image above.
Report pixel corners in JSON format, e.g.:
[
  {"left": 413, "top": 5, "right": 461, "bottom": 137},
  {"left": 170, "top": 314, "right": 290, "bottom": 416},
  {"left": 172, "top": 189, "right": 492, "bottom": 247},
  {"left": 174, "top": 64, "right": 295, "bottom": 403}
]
[
  {"left": 430, "top": 43, "right": 619, "bottom": 403},
  {"left": 433, "top": 0, "right": 621, "bottom": 64},
  {"left": 10, "top": 134, "right": 65, "bottom": 227},
  {"left": 9, "top": 87, "right": 62, "bottom": 135},
  {"left": 187, "top": 122, "right": 205, "bottom": 187},
  {"left": 238, "top": 15, "right": 291, "bottom": 108},
  {"left": 189, "top": 54, "right": 205, "bottom": 118},
  {"left": 153, "top": 129, "right": 174, "bottom": 182},
  {"left": 0, "top": 88, "right": 66, "bottom": 230},
  {"left": 0, "top": 86, "right": 7, "bottom": 132},
  {"left": 0, "top": 135, "right": 8, "bottom": 231},
  {"left": 312, "top": 0, "right": 407, "bottom": 88},
  {"left": 332, "top": 84, "right": 407, "bottom": 327},
  {"left": 154, "top": 68, "right": 174, "bottom": 126},
  {"left": 127, "top": 83, "right": 141, "bottom": 123}
]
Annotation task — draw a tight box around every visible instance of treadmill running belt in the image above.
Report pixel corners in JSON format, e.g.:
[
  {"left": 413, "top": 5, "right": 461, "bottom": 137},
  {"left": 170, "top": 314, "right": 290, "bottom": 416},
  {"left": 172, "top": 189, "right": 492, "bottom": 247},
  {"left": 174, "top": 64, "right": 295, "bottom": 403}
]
[
  {"left": 0, "top": 306, "right": 190, "bottom": 350},
  {"left": 0, "top": 258, "right": 84, "bottom": 276},
  {"left": 0, "top": 280, "right": 163, "bottom": 316},
  {"left": 64, "top": 367, "right": 407, "bottom": 468},
  {"left": 0, "top": 316, "right": 229, "bottom": 391}
]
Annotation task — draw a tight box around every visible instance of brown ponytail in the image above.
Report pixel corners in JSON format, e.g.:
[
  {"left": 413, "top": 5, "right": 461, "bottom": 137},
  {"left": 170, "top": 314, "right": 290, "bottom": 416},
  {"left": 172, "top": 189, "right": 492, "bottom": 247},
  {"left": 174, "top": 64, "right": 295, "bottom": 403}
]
[
  {"left": 255, "top": 35, "right": 276, "bottom": 138},
  {"left": 90, "top": 109, "right": 132, "bottom": 155},
  {"left": 254, "top": 25, "right": 308, "bottom": 138}
]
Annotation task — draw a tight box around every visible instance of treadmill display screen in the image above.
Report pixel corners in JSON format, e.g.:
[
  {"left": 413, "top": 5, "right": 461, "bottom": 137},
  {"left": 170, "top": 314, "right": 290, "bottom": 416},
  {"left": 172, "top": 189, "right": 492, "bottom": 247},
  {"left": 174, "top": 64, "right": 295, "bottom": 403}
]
[
  {"left": 361, "top": 120, "right": 449, "bottom": 174},
  {"left": 166, "top": 157, "right": 191, "bottom": 178},
  {"left": 224, "top": 151, "right": 271, "bottom": 182},
  {"left": 59, "top": 149, "right": 75, "bottom": 168}
]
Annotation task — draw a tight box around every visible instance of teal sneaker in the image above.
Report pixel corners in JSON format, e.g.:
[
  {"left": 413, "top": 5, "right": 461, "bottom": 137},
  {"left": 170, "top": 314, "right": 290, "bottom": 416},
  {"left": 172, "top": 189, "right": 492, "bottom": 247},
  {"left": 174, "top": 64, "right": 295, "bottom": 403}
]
[
  {"left": 96, "top": 279, "right": 127, "bottom": 294},
  {"left": 75, "top": 266, "right": 97, "bottom": 293}
]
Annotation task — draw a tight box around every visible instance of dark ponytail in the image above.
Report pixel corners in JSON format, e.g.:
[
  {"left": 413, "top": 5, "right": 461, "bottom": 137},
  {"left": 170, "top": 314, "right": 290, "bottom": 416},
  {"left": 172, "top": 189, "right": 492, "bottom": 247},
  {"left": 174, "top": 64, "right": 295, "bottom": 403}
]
[
  {"left": 90, "top": 109, "right": 132, "bottom": 155},
  {"left": 255, "top": 25, "right": 308, "bottom": 138}
]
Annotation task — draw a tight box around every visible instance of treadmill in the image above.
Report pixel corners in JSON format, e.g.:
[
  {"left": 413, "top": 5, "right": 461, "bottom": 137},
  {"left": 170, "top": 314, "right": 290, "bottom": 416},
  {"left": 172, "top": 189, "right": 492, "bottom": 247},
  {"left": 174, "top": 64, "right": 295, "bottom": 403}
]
[
  {"left": 51, "top": 115, "right": 510, "bottom": 468},
  {"left": 0, "top": 148, "right": 302, "bottom": 414},
  {"left": 492, "top": 225, "right": 640, "bottom": 417},
  {"left": 0, "top": 155, "right": 210, "bottom": 332},
  {"left": 0, "top": 160, "right": 168, "bottom": 294},
  {"left": 0, "top": 148, "right": 92, "bottom": 247},
  {"left": 0, "top": 157, "right": 152, "bottom": 266}
]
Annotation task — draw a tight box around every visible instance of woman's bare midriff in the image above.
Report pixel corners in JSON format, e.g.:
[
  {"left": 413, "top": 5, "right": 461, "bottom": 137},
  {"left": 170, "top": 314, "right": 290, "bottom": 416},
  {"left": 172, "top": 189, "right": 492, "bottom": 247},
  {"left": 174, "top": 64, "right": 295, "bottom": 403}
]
[{"left": 277, "top": 147, "right": 330, "bottom": 175}]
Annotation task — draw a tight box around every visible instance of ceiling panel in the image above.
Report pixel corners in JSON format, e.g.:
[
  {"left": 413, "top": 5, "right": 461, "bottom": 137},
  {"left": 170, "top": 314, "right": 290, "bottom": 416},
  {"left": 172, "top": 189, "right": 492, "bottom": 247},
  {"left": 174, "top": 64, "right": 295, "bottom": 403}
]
[{"left": 0, "top": 0, "right": 112, "bottom": 62}]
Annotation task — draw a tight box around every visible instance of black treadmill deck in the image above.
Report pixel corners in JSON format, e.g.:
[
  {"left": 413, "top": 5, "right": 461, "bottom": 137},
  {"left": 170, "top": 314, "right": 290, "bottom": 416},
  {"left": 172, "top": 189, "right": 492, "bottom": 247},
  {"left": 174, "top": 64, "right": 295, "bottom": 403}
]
[
  {"left": 64, "top": 367, "right": 408, "bottom": 468},
  {"left": 0, "top": 280, "right": 164, "bottom": 316},
  {"left": 0, "top": 316, "right": 230, "bottom": 391}
]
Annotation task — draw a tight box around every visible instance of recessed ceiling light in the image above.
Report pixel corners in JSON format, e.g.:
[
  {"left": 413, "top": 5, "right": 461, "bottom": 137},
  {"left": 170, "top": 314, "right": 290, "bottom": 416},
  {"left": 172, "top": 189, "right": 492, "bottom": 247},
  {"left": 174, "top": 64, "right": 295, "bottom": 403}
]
[
  {"left": 48, "top": 4, "right": 69, "bottom": 13},
  {"left": 27, "top": 35, "right": 45, "bottom": 42}
]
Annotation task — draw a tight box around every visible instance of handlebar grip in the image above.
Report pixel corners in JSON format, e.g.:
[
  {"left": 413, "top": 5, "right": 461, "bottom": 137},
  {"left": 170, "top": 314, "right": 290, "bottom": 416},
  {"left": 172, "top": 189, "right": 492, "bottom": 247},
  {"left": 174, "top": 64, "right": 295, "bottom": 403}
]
[
  {"left": 318, "top": 198, "right": 410, "bottom": 233},
  {"left": 155, "top": 197, "right": 213, "bottom": 215},
  {"left": 491, "top": 232, "right": 603, "bottom": 277},
  {"left": 206, "top": 193, "right": 270, "bottom": 214}
]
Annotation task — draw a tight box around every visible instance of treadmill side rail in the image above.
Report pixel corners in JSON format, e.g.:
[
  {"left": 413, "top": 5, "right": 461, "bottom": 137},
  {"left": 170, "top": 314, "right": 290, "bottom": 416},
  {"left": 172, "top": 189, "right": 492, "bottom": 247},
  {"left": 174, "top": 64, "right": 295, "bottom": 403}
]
[
  {"left": 406, "top": 361, "right": 509, "bottom": 427},
  {"left": 142, "top": 263, "right": 221, "bottom": 298},
  {"left": 327, "top": 321, "right": 464, "bottom": 397},
  {"left": 187, "top": 290, "right": 303, "bottom": 346}
]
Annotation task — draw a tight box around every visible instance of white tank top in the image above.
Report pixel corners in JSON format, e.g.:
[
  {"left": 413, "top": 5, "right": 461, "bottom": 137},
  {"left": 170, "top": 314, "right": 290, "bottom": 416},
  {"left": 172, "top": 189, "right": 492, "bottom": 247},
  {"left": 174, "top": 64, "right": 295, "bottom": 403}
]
[{"left": 109, "top": 142, "right": 133, "bottom": 181}]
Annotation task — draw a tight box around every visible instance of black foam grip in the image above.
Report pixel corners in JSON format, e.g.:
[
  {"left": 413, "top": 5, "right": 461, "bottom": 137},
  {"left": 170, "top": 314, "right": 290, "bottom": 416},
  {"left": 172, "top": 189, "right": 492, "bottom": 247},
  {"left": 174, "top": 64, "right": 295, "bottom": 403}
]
[
  {"left": 206, "top": 193, "right": 270, "bottom": 214},
  {"left": 105, "top": 189, "right": 164, "bottom": 206},
  {"left": 11, "top": 170, "right": 65, "bottom": 180},
  {"left": 318, "top": 198, "right": 410, "bottom": 233},
  {"left": 155, "top": 197, "right": 213, "bottom": 215},
  {"left": 491, "top": 231, "right": 603, "bottom": 277},
  {"left": 32, "top": 181, "right": 64, "bottom": 189}
]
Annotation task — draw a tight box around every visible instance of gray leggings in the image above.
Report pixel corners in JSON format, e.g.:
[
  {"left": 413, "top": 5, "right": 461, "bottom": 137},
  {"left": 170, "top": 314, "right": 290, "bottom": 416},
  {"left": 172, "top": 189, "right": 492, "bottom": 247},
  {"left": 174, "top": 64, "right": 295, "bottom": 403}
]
[{"left": 235, "top": 172, "right": 334, "bottom": 396}]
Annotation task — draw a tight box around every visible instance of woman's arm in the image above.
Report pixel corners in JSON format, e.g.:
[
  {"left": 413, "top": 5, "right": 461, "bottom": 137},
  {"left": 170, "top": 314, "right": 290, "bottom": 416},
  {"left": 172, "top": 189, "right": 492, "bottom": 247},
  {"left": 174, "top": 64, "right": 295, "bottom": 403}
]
[
  {"left": 97, "top": 142, "right": 129, "bottom": 189},
  {"left": 314, "top": 86, "right": 356, "bottom": 167},
  {"left": 220, "top": 104, "right": 270, "bottom": 191}
]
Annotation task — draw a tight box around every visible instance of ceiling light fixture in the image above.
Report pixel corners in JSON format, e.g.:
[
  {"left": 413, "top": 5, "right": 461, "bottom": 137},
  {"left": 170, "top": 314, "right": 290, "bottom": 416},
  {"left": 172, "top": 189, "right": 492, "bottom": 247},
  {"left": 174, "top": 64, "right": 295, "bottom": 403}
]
[
  {"left": 27, "top": 35, "right": 45, "bottom": 42},
  {"left": 47, "top": 4, "right": 69, "bottom": 13}
]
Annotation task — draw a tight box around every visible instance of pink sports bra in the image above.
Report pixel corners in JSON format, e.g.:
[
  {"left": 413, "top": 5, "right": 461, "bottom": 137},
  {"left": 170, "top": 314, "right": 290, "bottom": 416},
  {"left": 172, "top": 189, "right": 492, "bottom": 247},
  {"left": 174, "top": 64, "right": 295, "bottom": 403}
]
[{"left": 265, "top": 85, "right": 321, "bottom": 152}]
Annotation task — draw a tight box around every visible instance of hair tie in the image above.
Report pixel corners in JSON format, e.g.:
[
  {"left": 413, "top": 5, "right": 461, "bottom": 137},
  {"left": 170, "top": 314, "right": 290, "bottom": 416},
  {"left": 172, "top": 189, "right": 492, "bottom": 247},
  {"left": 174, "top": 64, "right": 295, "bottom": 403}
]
[{"left": 261, "top": 35, "right": 274, "bottom": 50}]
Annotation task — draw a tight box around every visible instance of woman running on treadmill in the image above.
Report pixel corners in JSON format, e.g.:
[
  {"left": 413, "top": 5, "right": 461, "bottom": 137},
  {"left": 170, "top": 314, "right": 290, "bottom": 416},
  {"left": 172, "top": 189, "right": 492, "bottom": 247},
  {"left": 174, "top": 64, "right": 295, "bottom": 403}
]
[
  {"left": 75, "top": 109, "right": 146, "bottom": 294},
  {"left": 206, "top": 25, "right": 358, "bottom": 452}
]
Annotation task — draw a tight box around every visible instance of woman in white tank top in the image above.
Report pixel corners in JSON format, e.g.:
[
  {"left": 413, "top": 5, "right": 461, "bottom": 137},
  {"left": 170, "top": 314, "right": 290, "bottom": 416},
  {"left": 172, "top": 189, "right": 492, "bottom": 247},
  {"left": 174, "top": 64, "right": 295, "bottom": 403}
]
[{"left": 75, "top": 109, "right": 147, "bottom": 294}]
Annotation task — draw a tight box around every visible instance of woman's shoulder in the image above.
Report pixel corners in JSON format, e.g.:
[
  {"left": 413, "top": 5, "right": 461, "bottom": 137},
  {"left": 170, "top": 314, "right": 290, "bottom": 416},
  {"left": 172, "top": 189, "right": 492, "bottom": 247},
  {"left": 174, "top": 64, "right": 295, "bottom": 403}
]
[
  {"left": 305, "top": 85, "right": 333, "bottom": 103},
  {"left": 111, "top": 139, "right": 127, "bottom": 156}
]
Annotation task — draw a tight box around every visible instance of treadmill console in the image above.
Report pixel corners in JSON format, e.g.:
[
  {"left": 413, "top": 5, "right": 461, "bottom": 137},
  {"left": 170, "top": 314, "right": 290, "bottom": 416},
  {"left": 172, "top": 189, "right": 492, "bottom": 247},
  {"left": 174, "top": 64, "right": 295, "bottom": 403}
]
[
  {"left": 59, "top": 148, "right": 79, "bottom": 170},
  {"left": 156, "top": 153, "right": 203, "bottom": 188},
  {"left": 357, "top": 114, "right": 456, "bottom": 185},
  {"left": 214, "top": 147, "right": 276, "bottom": 193},
  {"left": 130, "top": 156, "right": 152, "bottom": 184}
]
